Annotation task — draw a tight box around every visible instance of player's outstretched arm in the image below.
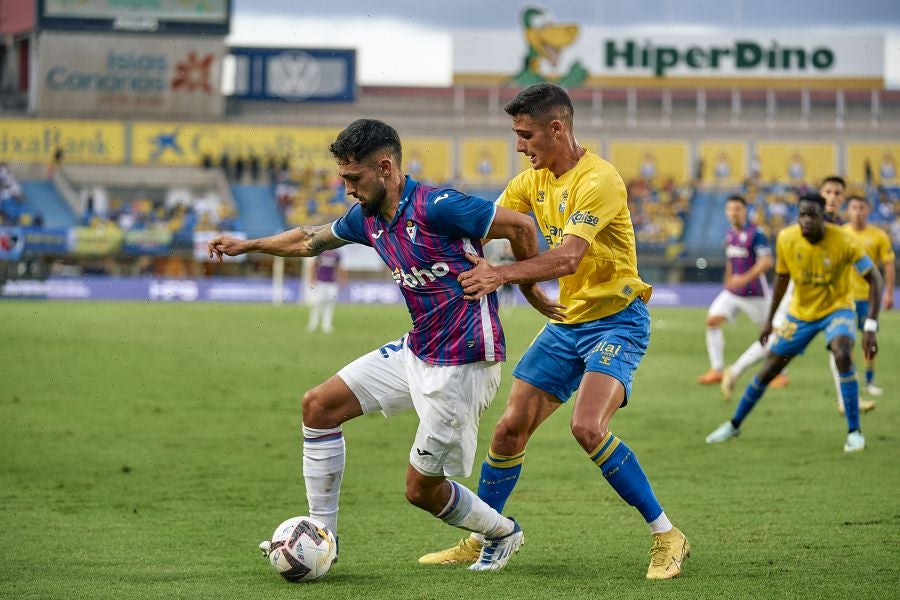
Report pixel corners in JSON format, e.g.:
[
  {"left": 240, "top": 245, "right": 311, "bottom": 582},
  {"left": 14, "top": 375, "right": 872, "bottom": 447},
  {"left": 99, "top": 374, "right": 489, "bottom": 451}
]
[{"left": 208, "top": 224, "right": 347, "bottom": 262}]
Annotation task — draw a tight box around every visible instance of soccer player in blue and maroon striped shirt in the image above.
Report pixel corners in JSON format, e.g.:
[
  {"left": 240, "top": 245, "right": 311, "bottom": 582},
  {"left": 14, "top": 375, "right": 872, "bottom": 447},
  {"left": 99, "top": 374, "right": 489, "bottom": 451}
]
[{"left": 208, "top": 119, "right": 550, "bottom": 571}]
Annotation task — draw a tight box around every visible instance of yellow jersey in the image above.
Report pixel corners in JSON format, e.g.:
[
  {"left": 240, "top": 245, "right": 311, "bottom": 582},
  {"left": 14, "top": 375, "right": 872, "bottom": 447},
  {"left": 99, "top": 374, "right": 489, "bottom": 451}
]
[
  {"left": 498, "top": 150, "right": 651, "bottom": 324},
  {"left": 841, "top": 223, "right": 895, "bottom": 300},
  {"left": 775, "top": 223, "right": 870, "bottom": 321}
]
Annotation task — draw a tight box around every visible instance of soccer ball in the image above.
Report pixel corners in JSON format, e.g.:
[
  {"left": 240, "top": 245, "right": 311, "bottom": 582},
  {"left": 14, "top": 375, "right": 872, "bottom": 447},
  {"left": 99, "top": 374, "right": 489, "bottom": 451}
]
[{"left": 262, "top": 516, "right": 337, "bottom": 582}]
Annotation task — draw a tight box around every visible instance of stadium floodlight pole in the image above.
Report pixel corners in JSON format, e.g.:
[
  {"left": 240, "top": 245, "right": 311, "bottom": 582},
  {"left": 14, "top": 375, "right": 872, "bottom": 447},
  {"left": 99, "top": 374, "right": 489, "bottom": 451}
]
[{"left": 272, "top": 256, "right": 285, "bottom": 306}]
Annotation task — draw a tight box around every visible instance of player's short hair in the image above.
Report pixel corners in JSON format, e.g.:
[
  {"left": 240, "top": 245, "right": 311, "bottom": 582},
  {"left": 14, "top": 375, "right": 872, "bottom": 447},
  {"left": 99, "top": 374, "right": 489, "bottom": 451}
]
[
  {"left": 504, "top": 83, "right": 574, "bottom": 126},
  {"left": 846, "top": 194, "right": 868, "bottom": 205},
  {"left": 726, "top": 194, "right": 747, "bottom": 206},
  {"left": 821, "top": 175, "right": 846, "bottom": 189},
  {"left": 329, "top": 119, "right": 402, "bottom": 167},
  {"left": 799, "top": 193, "right": 826, "bottom": 209}
]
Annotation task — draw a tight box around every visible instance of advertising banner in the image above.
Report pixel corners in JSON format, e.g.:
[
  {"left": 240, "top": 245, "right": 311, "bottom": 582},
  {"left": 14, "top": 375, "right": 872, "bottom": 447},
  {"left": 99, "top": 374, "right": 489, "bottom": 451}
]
[
  {"left": 230, "top": 47, "right": 356, "bottom": 102},
  {"left": 131, "top": 122, "right": 342, "bottom": 168},
  {"left": 608, "top": 141, "right": 689, "bottom": 184},
  {"left": 404, "top": 138, "right": 453, "bottom": 185},
  {"left": 754, "top": 141, "right": 836, "bottom": 185},
  {"left": 0, "top": 119, "right": 126, "bottom": 164},
  {"left": 37, "top": 0, "right": 230, "bottom": 35},
  {"left": 0, "top": 278, "right": 746, "bottom": 307},
  {"left": 454, "top": 21, "right": 885, "bottom": 87},
  {"left": 68, "top": 226, "right": 124, "bottom": 256},
  {"left": 460, "top": 139, "right": 511, "bottom": 186},
  {"left": 698, "top": 142, "right": 748, "bottom": 184},
  {"left": 123, "top": 229, "right": 174, "bottom": 256},
  {"left": 847, "top": 143, "right": 900, "bottom": 185},
  {"left": 34, "top": 31, "right": 225, "bottom": 118},
  {"left": 22, "top": 228, "right": 69, "bottom": 254}
]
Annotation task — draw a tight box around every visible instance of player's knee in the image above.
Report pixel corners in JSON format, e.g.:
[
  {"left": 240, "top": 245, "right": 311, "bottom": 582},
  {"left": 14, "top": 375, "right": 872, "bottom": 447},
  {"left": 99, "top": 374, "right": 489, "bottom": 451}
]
[
  {"left": 301, "top": 387, "right": 338, "bottom": 429},
  {"left": 491, "top": 417, "right": 529, "bottom": 455},
  {"left": 570, "top": 419, "right": 607, "bottom": 452},
  {"left": 833, "top": 350, "right": 853, "bottom": 372},
  {"left": 706, "top": 315, "right": 725, "bottom": 328},
  {"left": 404, "top": 479, "right": 438, "bottom": 511}
]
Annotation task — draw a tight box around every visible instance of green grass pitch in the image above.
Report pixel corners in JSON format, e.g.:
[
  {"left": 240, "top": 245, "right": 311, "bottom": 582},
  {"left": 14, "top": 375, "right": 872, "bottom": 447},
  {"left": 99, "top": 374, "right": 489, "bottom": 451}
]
[{"left": 1, "top": 301, "right": 897, "bottom": 600}]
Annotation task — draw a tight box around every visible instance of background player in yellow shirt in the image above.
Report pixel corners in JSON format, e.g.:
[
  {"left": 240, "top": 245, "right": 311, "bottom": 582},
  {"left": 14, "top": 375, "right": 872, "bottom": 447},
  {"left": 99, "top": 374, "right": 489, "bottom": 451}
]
[
  {"left": 706, "top": 193, "right": 883, "bottom": 452},
  {"left": 419, "top": 83, "right": 689, "bottom": 580},
  {"left": 843, "top": 195, "right": 895, "bottom": 398}
]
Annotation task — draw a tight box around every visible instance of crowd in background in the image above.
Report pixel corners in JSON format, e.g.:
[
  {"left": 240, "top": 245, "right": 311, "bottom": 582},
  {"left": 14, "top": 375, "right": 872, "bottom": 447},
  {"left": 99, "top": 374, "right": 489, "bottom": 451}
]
[
  {"left": 79, "top": 187, "right": 237, "bottom": 243},
  {"left": 742, "top": 182, "right": 899, "bottom": 247},
  {"left": 0, "top": 163, "right": 42, "bottom": 228},
  {"left": 5, "top": 153, "right": 900, "bottom": 255}
]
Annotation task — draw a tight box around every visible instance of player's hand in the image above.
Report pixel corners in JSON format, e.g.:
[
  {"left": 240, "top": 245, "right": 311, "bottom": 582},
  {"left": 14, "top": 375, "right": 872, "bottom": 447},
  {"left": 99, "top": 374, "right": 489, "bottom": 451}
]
[
  {"left": 862, "top": 331, "right": 878, "bottom": 361},
  {"left": 458, "top": 253, "right": 503, "bottom": 300},
  {"left": 759, "top": 322, "right": 774, "bottom": 347},
  {"left": 519, "top": 283, "right": 567, "bottom": 321},
  {"left": 725, "top": 274, "right": 746, "bottom": 291},
  {"left": 883, "top": 292, "right": 894, "bottom": 310},
  {"left": 207, "top": 235, "right": 246, "bottom": 263}
]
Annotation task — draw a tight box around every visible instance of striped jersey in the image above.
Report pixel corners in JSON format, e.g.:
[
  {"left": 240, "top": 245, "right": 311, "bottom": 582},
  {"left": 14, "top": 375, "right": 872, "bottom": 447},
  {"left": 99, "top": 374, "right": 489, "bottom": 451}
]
[
  {"left": 724, "top": 224, "right": 770, "bottom": 297},
  {"left": 332, "top": 176, "right": 504, "bottom": 365}
]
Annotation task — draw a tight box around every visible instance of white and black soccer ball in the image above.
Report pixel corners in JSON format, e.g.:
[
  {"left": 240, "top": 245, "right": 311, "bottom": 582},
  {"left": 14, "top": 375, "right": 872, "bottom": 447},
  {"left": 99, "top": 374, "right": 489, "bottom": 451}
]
[{"left": 261, "top": 516, "right": 337, "bottom": 582}]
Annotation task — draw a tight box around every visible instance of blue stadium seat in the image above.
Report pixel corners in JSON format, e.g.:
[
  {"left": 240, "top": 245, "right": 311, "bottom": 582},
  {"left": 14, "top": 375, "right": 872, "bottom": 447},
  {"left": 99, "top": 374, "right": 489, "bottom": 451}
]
[{"left": 231, "top": 184, "right": 286, "bottom": 238}]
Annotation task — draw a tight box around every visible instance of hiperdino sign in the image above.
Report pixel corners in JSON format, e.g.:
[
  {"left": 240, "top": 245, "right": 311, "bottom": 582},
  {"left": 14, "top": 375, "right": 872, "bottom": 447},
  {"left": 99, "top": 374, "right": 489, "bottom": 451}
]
[
  {"left": 453, "top": 29, "right": 885, "bottom": 82},
  {"left": 606, "top": 39, "right": 835, "bottom": 77}
]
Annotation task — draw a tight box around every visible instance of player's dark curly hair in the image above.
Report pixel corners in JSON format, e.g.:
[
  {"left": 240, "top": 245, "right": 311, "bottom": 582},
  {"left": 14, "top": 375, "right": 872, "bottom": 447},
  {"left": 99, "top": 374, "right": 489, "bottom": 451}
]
[
  {"left": 504, "top": 83, "right": 574, "bottom": 126},
  {"left": 329, "top": 119, "right": 402, "bottom": 167},
  {"left": 800, "top": 192, "right": 826, "bottom": 209}
]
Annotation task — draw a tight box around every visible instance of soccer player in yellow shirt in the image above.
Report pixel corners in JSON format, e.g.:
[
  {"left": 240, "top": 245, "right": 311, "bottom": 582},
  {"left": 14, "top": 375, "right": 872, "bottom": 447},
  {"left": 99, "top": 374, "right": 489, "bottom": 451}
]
[
  {"left": 419, "top": 83, "right": 689, "bottom": 579},
  {"left": 706, "top": 193, "right": 883, "bottom": 452},
  {"left": 843, "top": 195, "right": 895, "bottom": 398}
]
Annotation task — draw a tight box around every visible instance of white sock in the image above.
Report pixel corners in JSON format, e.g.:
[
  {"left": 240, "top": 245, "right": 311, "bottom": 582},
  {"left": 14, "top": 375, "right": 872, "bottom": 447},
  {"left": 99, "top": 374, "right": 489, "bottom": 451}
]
[
  {"left": 302, "top": 425, "right": 345, "bottom": 535},
  {"left": 648, "top": 511, "right": 673, "bottom": 535},
  {"left": 828, "top": 352, "right": 843, "bottom": 407},
  {"left": 307, "top": 305, "right": 319, "bottom": 331},
  {"left": 706, "top": 328, "right": 725, "bottom": 371},
  {"left": 437, "top": 481, "right": 514, "bottom": 539},
  {"left": 731, "top": 340, "right": 767, "bottom": 378}
]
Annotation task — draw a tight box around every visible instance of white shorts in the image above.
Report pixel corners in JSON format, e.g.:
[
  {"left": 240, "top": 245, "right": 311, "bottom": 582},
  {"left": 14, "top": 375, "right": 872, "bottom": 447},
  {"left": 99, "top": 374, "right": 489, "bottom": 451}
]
[
  {"left": 337, "top": 336, "right": 501, "bottom": 478},
  {"left": 708, "top": 290, "right": 770, "bottom": 327},
  {"left": 308, "top": 281, "right": 339, "bottom": 304}
]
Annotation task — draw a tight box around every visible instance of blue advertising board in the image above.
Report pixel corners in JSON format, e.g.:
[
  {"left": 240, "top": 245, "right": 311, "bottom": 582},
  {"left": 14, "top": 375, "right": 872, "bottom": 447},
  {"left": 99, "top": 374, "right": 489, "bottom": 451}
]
[{"left": 229, "top": 47, "right": 356, "bottom": 102}]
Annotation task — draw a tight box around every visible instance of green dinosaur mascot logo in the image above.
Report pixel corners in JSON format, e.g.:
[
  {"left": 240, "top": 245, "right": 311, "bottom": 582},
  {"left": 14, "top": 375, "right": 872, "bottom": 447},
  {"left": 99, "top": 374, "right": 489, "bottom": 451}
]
[{"left": 513, "top": 6, "right": 588, "bottom": 87}]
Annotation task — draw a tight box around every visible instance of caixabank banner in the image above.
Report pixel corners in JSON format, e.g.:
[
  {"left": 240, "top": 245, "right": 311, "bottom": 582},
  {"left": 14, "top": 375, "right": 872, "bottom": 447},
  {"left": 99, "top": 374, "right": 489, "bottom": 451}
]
[{"left": 33, "top": 31, "right": 226, "bottom": 118}]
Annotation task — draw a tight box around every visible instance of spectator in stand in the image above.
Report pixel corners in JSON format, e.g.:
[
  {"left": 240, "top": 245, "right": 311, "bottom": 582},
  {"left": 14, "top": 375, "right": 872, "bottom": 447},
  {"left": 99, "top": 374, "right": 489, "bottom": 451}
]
[
  {"left": 218, "top": 151, "right": 231, "bottom": 179},
  {"left": 880, "top": 153, "right": 896, "bottom": 184},
  {"left": 47, "top": 146, "right": 64, "bottom": 177},
  {"left": 249, "top": 153, "right": 261, "bottom": 182}
]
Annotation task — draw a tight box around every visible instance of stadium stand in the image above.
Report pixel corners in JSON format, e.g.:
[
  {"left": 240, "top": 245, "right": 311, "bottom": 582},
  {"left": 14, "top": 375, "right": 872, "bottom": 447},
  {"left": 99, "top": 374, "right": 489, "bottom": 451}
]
[{"left": 231, "top": 183, "right": 285, "bottom": 239}]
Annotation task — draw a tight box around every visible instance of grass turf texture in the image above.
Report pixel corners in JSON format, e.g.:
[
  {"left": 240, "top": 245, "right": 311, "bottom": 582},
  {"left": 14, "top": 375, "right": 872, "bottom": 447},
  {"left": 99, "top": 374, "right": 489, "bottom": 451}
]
[{"left": 1, "top": 301, "right": 897, "bottom": 600}]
